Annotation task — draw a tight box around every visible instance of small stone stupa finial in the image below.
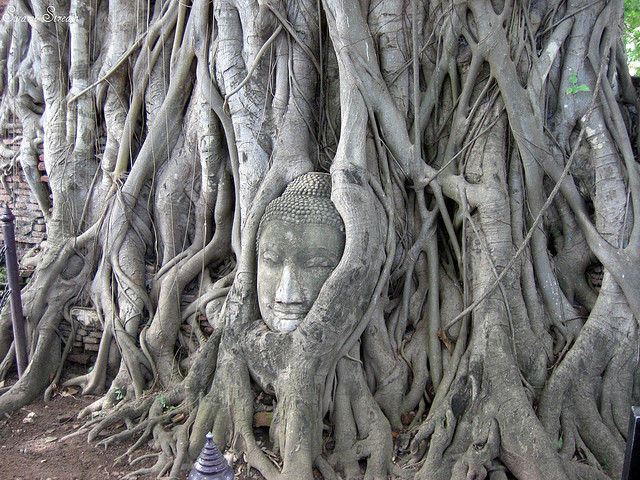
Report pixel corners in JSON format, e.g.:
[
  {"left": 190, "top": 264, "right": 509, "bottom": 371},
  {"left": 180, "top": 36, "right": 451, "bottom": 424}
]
[{"left": 188, "top": 432, "right": 234, "bottom": 480}]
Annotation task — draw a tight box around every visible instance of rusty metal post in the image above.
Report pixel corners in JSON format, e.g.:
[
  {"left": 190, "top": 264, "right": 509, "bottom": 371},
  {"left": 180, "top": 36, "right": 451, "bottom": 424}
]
[{"left": 1, "top": 205, "right": 28, "bottom": 377}]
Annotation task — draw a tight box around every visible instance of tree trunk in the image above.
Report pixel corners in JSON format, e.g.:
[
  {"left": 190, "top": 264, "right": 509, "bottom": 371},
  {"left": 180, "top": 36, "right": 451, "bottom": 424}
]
[{"left": 0, "top": 0, "right": 638, "bottom": 478}]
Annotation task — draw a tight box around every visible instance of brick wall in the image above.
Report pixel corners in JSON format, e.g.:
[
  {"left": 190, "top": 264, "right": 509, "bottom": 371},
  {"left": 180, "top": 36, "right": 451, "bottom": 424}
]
[
  {"left": 0, "top": 1, "right": 49, "bottom": 260},
  {"left": 0, "top": 133, "right": 47, "bottom": 260},
  {"left": 1, "top": 0, "right": 45, "bottom": 257}
]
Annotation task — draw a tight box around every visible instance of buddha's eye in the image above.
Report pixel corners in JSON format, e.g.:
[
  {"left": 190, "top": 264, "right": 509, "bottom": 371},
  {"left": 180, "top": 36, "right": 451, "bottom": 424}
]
[
  {"left": 305, "top": 256, "right": 336, "bottom": 269},
  {"left": 261, "top": 251, "right": 281, "bottom": 265}
]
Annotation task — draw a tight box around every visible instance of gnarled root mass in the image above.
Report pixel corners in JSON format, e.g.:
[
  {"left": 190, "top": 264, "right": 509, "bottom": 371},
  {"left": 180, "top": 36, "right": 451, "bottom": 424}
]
[{"left": 0, "top": 0, "right": 638, "bottom": 479}]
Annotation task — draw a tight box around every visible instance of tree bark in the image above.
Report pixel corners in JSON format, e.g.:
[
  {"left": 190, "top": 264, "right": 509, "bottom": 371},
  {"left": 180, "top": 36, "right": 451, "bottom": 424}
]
[{"left": 0, "top": 0, "right": 637, "bottom": 478}]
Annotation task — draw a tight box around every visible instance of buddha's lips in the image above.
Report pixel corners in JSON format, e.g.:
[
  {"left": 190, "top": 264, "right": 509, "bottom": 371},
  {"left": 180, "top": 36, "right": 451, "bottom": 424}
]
[{"left": 272, "top": 305, "right": 308, "bottom": 320}]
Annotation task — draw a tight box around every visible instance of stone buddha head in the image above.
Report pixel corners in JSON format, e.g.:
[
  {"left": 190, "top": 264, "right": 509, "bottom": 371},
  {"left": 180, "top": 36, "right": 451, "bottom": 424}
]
[{"left": 257, "top": 173, "right": 345, "bottom": 332}]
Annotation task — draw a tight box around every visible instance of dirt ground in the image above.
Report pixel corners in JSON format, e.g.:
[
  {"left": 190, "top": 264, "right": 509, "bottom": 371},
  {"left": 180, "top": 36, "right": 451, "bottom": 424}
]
[
  {"left": 0, "top": 366, "right": 378, "bottom": 480},
  {"left": 0, "top": 379, "right": 158, "bottom": 480},
  {"left": 0, "top": 367, "right": 264, "bottom": 480}
]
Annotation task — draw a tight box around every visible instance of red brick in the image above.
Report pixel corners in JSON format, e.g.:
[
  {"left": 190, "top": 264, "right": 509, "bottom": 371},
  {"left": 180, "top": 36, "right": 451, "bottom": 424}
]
[
  {"left": 0, "top": 127, "right": 45, "bottom": 258},
  {"left": 67, "top": 353, "right": 92, "bottom": 364}
]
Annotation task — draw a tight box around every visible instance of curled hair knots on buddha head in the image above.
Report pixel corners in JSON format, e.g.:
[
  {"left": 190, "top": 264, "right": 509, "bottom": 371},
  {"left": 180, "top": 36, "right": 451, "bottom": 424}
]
[{"left": 257, "top": 172, "right": 345, "bottom": 239}]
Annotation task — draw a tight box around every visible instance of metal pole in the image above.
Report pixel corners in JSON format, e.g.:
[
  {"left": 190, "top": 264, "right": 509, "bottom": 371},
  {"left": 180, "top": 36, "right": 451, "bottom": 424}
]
[
  {"left": 623, "top": 406, "right": 640, "bottom": 480},
  {"left": 1, "top": 205, "right": 28, "bottom": 377}
]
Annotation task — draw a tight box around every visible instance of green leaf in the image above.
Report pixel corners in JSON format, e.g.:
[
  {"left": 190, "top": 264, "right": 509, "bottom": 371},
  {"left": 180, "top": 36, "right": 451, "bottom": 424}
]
[
  {"left": 569, "top": 72, "right": 578, "bottom": 84},
  {"left": 114, "top": 386, "right": 124, "bottom": 400},
  {"left": 558, "top": 436, "right": 563, "bottom": 449},
  {"left": 566, "top": 83, "right": 590, "bottom": 95},
  {"left": 625, "top": 0, "right": 640, "bottom": 65}
]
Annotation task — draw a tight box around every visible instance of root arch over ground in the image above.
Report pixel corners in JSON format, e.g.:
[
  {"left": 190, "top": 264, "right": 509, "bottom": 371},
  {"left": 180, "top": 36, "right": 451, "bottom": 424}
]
[{"left": 0, "top": 0, "right": 638, "bottom": 479}]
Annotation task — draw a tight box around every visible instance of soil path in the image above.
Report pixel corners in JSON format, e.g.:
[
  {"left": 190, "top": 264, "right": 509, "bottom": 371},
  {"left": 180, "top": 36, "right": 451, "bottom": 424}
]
[
  {"left": 0, "top": 386, "right": 156, "bottom": 480},
  {"left": 0, "top": 370, "right": 264, "bottom": 480}
]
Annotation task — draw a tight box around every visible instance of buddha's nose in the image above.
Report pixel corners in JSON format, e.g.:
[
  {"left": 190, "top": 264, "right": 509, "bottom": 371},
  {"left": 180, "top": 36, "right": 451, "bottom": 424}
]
[{"left": 275, "top": 265, "right": 304, "bottom": 305}]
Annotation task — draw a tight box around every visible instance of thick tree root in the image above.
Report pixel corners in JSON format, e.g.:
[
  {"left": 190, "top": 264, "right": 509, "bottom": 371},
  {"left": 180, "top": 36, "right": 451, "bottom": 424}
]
[
  {"left": 0, "top": 2, "right": 637, "bottom": 480},
  {"left": 330, "top": 349, "right": 393, "bottom": 479}
]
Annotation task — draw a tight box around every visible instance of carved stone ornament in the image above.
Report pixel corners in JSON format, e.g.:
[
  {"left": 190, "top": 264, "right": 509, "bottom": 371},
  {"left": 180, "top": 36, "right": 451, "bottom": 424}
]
[{"left": 257, "top": 173, "right": 345, "bottom": 332}]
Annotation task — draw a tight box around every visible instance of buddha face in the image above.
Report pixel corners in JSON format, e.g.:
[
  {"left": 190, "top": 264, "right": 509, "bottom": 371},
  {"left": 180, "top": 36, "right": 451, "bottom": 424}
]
[{"left": 257, "top": 220, "right": 345, "bottom": 332}]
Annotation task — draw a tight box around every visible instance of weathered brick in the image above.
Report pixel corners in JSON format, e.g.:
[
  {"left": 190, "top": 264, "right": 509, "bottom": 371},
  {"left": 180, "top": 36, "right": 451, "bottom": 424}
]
[
  {"left": 70, "top": 307, "right": 100, "bottom": 328},
  {"left": 67, "top": 353, "right": 92, "bottom": 364}
]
